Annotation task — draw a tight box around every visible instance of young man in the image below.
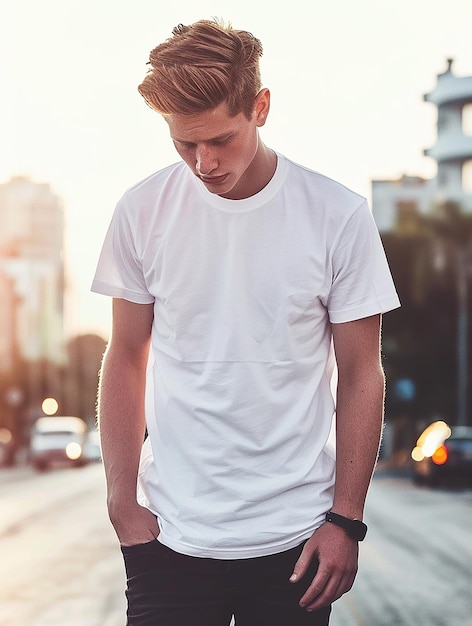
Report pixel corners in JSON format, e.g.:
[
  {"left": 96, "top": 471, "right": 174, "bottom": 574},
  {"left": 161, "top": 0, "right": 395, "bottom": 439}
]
[{"left": 92, "top": 19, "right": 400, "bottom": 626}]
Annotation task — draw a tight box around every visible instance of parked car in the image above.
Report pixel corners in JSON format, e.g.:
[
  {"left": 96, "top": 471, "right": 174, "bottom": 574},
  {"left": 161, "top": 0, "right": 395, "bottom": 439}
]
[
  {"left": 29, "top": 416, "right": 89, "bottom": 471},
  {"left": 411, "top": 421, "right": 472, "bottom": 486}
]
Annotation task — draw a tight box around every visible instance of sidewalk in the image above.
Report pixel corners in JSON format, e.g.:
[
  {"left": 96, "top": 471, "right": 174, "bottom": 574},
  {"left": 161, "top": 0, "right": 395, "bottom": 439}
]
[{"left": 30, "top": 557, "right": 126, "bottom": 626}]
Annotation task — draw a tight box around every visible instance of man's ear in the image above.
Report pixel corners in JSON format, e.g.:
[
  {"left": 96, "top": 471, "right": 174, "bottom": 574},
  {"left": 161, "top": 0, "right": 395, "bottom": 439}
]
[{"left": 254, "top": 88, "right": 271, "bottom": 127}]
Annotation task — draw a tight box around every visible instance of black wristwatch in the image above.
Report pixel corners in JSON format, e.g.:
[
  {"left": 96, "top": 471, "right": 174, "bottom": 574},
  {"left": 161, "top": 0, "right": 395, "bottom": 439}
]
[{"left": 325, "top": 511, "right": 368, "bottom": 541}]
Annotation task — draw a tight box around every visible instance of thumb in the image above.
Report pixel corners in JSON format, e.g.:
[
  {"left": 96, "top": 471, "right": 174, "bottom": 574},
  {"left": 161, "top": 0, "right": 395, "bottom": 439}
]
[{"left": 289, "top": 540, "right": 316, "bottom": 583}]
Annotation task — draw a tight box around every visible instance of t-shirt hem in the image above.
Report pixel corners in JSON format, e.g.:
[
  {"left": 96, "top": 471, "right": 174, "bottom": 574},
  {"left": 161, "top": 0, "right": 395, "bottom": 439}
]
[{"left": 157, "top": 528, "right": 319, "bottom": 560}]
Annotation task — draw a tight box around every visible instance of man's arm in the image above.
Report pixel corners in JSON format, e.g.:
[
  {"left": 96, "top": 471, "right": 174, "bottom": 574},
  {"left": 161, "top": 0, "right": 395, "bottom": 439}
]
[
  {"left": 290, "top": 314, "right": 385, "bottom": 611},
  {"left": 98, "top": 297, "right": 159, "bottom": 546}
]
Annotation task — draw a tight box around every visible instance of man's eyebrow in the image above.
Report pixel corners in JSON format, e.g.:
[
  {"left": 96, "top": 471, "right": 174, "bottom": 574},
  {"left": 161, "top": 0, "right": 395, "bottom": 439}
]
[{"left": 173, "top": 132, "right": 233, "bottom": 144}]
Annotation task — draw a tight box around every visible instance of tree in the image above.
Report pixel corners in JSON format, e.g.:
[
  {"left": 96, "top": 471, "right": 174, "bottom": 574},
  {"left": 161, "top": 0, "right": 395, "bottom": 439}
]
[
  {"left": 62, "top": 334, "right": 107, "bottom": 426},
  {"left": 381, "top": 201, "right": 472, "bottom": 433}
]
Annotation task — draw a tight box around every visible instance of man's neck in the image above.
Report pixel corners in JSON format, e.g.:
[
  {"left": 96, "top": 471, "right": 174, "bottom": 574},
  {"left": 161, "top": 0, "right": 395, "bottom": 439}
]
[{"left": 220, "top": 143, "right": 277, "bottom": 200}]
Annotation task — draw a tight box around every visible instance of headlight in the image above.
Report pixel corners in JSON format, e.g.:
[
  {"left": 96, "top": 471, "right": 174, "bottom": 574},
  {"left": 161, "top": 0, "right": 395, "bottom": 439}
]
[
  {"left": 411, "top": 421, "right": 451, "bottom": 462},
  {"left": 431, "top": 444, "right": 448, "bottom": 465},
  {"left": 66, "top": 442, "right": 82, "bottom": 460}
]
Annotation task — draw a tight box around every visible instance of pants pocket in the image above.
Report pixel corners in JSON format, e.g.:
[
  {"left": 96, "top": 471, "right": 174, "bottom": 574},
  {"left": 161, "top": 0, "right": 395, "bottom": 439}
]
[{"left": 121, "top": 538, "right": 164, "bottom": 582}]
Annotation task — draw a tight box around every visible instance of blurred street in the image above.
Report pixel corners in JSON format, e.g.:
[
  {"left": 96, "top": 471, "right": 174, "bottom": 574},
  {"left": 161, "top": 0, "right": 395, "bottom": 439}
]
[
  {"left": 1, "top": 464, "right": 471, "bottom": 626},
  {"left": 0, "top": 464, "right": 125, "bottom": 626},
  {"left": 332, "top": 471, "right": 472, "bottom": 625}
]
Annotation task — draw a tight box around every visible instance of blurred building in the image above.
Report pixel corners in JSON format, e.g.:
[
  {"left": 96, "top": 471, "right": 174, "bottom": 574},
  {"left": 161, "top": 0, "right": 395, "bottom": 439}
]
[
  {"left": 373, "top": 59, "right": 472, "bottom": 231},
  {"left": 0, "top": 272, "right": 17, "bottom": 372},
  {"left": 0, "top": 176, "right": 65, "bottom": 371}
]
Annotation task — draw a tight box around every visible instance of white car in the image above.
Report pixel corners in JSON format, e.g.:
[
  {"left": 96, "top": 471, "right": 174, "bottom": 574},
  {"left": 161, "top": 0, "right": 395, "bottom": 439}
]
[{"left": 30, "top": 416, "right": 89, "bottom": 471}]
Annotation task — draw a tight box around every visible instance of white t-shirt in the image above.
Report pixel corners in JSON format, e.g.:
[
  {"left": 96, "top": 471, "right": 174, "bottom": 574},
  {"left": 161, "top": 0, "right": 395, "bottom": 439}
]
[{"left": 92, "top": 154, "right": 400, "bottom": 559}]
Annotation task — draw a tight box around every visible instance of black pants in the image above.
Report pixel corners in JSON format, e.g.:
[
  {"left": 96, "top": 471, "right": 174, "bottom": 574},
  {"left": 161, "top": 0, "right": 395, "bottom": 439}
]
[{"left": 121, "top": 539, "right": 331, "bottom": 626}]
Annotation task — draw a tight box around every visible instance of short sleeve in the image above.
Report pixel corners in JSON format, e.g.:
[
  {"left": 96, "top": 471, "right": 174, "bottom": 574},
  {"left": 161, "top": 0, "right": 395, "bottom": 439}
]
[
  {"left": 327, "top": 200, "right": 400, "bottom": 323},
  {"left": 91, "top": 195, "right": 154, "bottom": 304}
]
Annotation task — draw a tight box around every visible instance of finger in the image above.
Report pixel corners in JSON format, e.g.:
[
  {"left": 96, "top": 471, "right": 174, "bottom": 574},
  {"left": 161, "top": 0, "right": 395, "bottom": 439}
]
[
  {"left": 302, "top": 571, "right": 355, "bottom": 612},
  {"left": 289, "top": 542, "right": 317, "bottom": 583},
  {"left": 304, "top": 578, "right": 341, "bottom": 611},
  {"left": 298, "top": 567, "right": 329, "bottom": 607}
]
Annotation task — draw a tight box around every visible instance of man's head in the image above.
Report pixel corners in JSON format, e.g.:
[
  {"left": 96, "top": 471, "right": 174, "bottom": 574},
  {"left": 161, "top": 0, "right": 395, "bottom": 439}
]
[{"left": 138, "top": 19, "right": 263, "bottom": 120}]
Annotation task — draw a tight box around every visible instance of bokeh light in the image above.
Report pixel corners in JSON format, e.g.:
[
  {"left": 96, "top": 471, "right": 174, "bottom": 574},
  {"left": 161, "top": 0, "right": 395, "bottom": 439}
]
[{"left": 41, "top": 397, "right": 59, "bottom": 416}]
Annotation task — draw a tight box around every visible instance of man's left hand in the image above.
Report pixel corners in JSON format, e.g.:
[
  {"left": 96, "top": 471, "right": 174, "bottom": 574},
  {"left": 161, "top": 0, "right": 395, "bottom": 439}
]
[{"left": 289, "top": 522, "right": 359, "bottom": 611}]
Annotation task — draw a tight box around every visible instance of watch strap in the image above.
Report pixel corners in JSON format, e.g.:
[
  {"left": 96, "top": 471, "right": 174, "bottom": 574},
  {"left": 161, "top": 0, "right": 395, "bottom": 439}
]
[{"left": 325, "top": 511, "right": 368, "bottom": 541}]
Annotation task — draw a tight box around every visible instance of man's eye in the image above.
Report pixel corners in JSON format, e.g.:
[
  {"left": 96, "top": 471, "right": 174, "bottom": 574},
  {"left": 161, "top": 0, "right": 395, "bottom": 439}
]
[
  {"left": 174, "top": 140, "right": 195, "bottom": 149},
  {"left": 212, "top": 137, "right": 232, "bottom": 146}
]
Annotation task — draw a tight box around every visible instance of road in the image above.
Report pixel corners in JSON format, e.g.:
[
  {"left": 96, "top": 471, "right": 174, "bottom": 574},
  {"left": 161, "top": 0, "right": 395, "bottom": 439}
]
[
  {"left": 0, "top": 463, "right": 125, "bottom": 626},
  {"left": 1, "top": 464, "right": 471, "bottom": 626},
  {"left": 332, "top": 471, "right": 472, "bottom": 626}
]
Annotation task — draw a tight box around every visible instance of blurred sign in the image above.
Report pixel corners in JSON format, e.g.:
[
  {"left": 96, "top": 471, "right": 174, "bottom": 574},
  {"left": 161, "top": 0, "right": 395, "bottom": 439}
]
[{"left": 394, "top": 378, "right": 416, "bottom": 402}]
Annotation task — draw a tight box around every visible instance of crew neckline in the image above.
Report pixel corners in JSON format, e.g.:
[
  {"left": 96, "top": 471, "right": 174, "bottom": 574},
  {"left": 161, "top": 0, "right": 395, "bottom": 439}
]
[{"left": 191, "top": 152, "right": 287, "bottom": 213}]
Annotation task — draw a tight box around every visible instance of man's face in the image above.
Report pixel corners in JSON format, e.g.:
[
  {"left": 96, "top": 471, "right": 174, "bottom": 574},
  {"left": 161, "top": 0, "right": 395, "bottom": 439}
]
[{"left": 165, "top": 93, "right": 269, "bottom": 200}]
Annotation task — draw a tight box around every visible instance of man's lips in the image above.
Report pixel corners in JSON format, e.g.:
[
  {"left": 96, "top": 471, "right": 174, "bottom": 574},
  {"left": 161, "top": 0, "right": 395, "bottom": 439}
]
[{"left": 199, "top": 173, "right": 229, "bottom": 185}]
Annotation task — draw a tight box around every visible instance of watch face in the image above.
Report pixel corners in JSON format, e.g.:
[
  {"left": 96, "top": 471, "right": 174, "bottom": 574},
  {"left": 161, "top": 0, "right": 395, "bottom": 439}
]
[{"left": 350, "top": 520, "right": 368, "bottom": 541}]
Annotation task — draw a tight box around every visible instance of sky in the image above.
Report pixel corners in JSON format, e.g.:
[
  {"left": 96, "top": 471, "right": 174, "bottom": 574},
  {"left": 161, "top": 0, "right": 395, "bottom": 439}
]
[{"left": 3, "top": 0, "right": 472, "bottom": 340}]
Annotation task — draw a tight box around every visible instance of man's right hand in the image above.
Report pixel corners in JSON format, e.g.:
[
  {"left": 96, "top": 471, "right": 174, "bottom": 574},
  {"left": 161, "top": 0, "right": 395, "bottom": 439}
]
[{"left": 109, "top": 500, "right": 160, "bottom": 547}]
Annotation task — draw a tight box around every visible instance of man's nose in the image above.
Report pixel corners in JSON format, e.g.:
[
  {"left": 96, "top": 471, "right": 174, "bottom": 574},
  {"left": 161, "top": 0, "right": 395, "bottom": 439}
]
[{"left": 196, "top": 146, "right": 217, "bottom": 176}]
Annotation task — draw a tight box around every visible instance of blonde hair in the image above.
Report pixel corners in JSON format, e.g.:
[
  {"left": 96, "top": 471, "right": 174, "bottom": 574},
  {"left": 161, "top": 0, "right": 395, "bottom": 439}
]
[{"left": 138, "top": 19, "right": 263, "bottom": 119}]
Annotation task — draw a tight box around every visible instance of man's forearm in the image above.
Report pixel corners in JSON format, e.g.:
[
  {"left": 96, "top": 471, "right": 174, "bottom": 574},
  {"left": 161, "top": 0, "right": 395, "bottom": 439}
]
[
  {"left": 98, "top": 344, "right": 148, "bottom": 510},
  {"left": 332, "top": 365, "right": 385, "bottom": 519}
]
